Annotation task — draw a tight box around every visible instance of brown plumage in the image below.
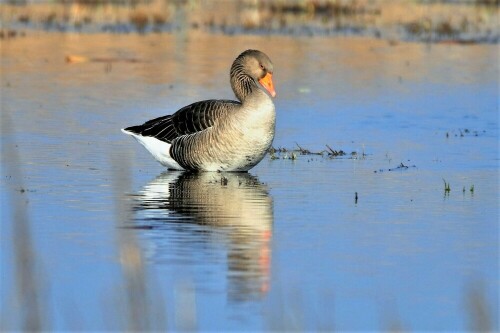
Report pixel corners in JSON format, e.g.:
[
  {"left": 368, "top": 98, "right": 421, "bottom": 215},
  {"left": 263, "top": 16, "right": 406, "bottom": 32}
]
[{"left": 122, "top": 50, "right": 277, "bottom": 172}]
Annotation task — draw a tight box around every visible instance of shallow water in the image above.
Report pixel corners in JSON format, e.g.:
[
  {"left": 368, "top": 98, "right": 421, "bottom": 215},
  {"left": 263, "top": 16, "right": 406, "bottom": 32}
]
[{"left": 1, "top": 31, "right": 498, "bottom": 330}]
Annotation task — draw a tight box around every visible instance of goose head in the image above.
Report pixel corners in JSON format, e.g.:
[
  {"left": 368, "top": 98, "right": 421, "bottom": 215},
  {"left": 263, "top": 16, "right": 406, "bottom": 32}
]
[{"left": 230, "top": 50, "right": 276, "bottom": 101}]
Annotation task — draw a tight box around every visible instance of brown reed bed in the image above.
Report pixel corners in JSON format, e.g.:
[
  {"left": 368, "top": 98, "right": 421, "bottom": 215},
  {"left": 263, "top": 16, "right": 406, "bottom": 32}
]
[{"left": 0, "top": 0, "right": 497, "bottom": 42}]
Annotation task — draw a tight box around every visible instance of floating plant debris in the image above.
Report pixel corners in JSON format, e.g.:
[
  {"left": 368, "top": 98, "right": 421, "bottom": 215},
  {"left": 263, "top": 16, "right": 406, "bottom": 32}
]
[
  {"left": 445, "top": 128, "right": 485, "bottom": 138},
  {"left": 269, "top": 143, "right": 364, "bottom": 161},
  {"left": 374, "top": 162, "right": 417, "bottom": 173}
]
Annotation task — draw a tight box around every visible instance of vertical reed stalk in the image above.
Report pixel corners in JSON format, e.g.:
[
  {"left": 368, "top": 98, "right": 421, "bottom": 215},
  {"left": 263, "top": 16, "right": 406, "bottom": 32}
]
[
  {"left": 1, "top": 110, "right": 43, "bottom": 331},
  {"left": 111, "top": 152, "right": 166, "bottom": 331}
]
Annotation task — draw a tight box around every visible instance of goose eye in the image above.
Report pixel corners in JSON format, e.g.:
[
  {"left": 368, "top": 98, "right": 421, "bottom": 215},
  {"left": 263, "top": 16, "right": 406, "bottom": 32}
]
[{"left": 260, "top": 64, "right": 265, "bottom": 70}]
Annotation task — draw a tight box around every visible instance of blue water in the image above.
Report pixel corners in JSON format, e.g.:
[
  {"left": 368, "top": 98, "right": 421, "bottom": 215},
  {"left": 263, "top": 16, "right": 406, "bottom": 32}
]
[{"left": 1, "top": 33, "right": 498, "bottom": 331}]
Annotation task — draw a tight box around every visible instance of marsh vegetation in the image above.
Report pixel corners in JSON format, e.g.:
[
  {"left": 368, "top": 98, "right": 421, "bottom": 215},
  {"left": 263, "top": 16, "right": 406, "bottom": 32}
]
[{"left": 1, "top": 0, "right": 498, "bottom": 42}]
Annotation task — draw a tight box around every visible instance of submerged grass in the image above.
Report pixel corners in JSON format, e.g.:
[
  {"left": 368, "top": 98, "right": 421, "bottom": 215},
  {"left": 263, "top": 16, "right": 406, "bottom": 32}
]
[{"left": 443, "top": 179, "right": 451, "bottom": 194}]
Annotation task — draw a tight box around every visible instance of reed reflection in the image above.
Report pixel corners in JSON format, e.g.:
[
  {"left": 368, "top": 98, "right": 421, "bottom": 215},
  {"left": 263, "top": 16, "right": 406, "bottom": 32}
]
[{"left": 133, "top": 171, "right": 273, "bottom": 302}]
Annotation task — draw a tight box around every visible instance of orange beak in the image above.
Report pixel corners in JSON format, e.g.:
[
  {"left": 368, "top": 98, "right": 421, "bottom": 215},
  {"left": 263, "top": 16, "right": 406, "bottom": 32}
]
[{"left": 258, "top": 72, "right": 276, "bottom": 98}]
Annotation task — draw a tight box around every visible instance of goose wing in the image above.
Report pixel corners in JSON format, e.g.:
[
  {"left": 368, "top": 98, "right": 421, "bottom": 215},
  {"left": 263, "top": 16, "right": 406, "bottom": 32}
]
[{"left": 124, "top": 99, "right": 239, "bottom": 143}]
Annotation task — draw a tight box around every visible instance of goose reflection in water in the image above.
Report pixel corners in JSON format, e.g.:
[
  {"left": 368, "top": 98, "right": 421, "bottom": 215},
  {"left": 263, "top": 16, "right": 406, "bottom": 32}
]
[{"left": 132, "top": 171, "right": 273, "bottom": 302}]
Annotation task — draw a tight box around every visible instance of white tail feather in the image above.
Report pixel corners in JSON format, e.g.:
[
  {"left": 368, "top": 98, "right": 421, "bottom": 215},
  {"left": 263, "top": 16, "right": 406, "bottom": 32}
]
[{"left": 121, "top": 129, "right": 184, "bottom": 170}]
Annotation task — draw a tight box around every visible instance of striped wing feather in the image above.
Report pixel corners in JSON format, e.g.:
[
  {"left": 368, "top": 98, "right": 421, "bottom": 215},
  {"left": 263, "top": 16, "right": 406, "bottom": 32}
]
[{"left": 124, "top": 99, "right": 239, "bottom": 143}]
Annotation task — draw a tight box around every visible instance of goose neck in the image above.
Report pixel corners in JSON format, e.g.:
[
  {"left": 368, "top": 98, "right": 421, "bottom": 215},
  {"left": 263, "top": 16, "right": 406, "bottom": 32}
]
[{"left": 230, "top": 64, "right": 258, "bottom": 102}]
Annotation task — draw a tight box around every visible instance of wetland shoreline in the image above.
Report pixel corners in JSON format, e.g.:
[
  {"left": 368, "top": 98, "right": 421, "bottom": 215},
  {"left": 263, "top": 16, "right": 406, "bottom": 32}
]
[{"left": 1, "top": 0, "right": 498, "bottom": 43}]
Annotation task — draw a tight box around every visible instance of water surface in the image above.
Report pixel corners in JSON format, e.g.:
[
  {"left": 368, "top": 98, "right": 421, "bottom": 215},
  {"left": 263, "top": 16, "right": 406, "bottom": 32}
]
[{"left": 1, "top": 31, "right": 498, "bottom": 331}]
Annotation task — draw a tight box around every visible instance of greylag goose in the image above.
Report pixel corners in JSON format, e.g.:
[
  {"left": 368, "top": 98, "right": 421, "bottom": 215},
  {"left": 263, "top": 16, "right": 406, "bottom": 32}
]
[{"left": 122, "top": 49, "right": 276, "bottom": 172}]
